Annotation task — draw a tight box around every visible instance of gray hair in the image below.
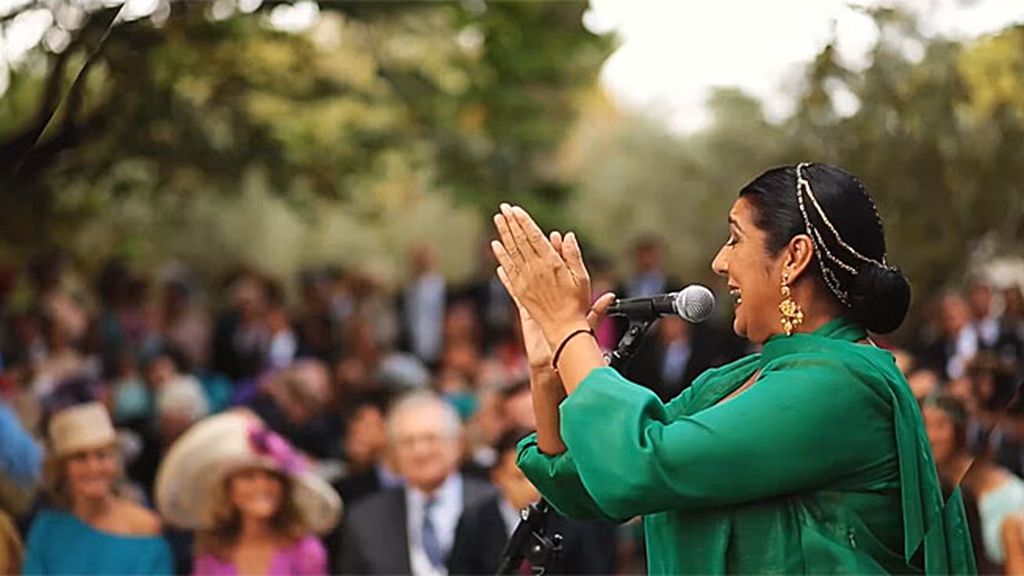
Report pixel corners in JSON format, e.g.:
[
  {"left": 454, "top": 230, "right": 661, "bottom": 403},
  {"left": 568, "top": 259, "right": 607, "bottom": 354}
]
[{"left": 385, "top": 391, "right": 462, "bottom": 441}]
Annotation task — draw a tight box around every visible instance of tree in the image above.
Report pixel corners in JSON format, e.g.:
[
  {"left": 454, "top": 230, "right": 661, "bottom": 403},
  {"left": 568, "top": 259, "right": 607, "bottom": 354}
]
[
  {"left": 566, "top": 12, "right": 1024, "bottom": 330},
  {"left": 787, "top": 17, "right": 1024, "bottom": 306},
  {"left": 0, "top": 0, "right": 612, "bottom": 255}
]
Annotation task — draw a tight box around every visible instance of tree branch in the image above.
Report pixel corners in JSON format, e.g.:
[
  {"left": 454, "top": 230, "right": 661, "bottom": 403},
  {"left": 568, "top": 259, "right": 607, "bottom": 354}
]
[{"left": 0, "top": 6, "right": 121, "bottom": 183}]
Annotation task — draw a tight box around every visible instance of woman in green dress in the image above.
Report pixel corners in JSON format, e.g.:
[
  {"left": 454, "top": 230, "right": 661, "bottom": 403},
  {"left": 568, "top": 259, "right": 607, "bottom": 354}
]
[{"left": 489, "top": 163, "right": 976, "bottom": 574}]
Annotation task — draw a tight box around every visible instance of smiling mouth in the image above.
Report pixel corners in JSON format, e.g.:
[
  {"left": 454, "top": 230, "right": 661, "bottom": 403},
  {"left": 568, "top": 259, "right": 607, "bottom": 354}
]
[{"left": 728, "top": 286, "right": 742, "bottom": 306}]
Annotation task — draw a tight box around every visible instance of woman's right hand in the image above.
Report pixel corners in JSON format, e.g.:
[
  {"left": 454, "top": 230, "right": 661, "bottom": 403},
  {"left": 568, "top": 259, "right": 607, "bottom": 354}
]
[{"left": 518, "top": 305, "right": 554, "bottom": 371}]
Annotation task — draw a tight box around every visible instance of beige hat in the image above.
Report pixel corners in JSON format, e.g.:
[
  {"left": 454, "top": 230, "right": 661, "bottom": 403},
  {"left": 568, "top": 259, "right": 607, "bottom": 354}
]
[
  {"left": 48, "top": 402, "right": 117, "bottom": 458},
  {"left": 155, "top": 411, "right": 341, "bottom": 534}
]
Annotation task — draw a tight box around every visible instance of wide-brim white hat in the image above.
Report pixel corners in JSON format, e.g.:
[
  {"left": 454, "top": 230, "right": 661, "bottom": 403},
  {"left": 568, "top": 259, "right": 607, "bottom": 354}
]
[{"left": 155, "top": 410, "right": 341, "bottom": 534}]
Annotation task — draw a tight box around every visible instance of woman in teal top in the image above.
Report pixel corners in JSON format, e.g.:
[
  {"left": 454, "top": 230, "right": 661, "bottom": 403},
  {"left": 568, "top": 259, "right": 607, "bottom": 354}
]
[
  {"left": 489, "top": 163, "right": 975, "bottom": 574},
  {"left": 23, "top": 402, "right": 172, "bottom": 575},
  {"left": 23, "top": 509, "right": 173, "bottom": 574}
]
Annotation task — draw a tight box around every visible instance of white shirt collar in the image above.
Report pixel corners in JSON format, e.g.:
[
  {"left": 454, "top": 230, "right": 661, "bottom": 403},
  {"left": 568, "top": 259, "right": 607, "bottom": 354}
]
[
  {"left": 406, "top": 473, "right": 464, "bottom": 576},
  {"left": 498, "top": 498, "right": 525, "bottom": 537}
]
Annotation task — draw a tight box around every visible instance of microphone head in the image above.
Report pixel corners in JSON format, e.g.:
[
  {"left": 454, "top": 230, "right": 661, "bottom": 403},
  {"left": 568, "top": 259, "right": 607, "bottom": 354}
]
[{"left": 673, "top": 285, "right": 715, "bottom": 323}]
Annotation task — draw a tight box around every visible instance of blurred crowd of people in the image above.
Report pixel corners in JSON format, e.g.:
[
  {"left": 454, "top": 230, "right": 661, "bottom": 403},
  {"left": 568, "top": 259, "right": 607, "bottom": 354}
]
[
  {"left": 0, "top": 239, "right": 1022, "bottom": 574},
  {"left": 899, "top": 281, "right": 1024, "bottom": 574}
]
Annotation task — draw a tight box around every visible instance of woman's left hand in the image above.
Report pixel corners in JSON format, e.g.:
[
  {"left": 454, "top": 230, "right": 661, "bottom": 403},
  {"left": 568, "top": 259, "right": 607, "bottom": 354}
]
[
  {"left": 500, "top": 230, "right": 615, "bottom": 371},
  {"left": 491, "top": 204, "right": 592, "bottom": 348}
]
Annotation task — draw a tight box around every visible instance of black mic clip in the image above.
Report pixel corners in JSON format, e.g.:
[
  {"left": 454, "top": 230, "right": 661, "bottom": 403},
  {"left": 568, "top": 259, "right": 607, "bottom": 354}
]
[
  {"left": 496, "top": 500, "right": 562, "bottom": 575},
  {"left": 606, "top": 318, "right": 656, "bottom": 371},
  {"left": 524, "top": 529, "right": 562, "bottom": 575}
]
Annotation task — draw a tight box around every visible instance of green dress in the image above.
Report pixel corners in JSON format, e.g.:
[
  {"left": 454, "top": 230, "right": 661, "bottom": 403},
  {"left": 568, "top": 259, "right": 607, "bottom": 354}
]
[{"left": 518, "top": 318, "right": 976, "bottom": 574}]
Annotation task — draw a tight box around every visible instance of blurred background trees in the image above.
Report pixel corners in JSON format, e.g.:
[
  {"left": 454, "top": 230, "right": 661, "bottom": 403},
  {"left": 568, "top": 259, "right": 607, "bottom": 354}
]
[
  {"left": 565, "top": 11, "right": 1024, "bottom": 328},
  {"left": 1, "top": 0, "right": 610, "bottom": 281},
  {"left": 0, "top": 1, "right": 1021, "bottom": 325}
]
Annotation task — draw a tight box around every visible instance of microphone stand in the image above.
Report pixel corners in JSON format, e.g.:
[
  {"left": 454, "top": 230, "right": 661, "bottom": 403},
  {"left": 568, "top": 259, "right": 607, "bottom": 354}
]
[{"left": 496, "top": 317, "right": 657, "bottom": 575}]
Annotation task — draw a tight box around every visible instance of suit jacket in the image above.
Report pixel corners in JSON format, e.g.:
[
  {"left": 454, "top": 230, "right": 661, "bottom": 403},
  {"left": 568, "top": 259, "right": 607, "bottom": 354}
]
[
  {"left": 394, "top": 275, "right": 448, "bottom": 368},
  {"left": 452, "top": 277, "right": 515, "bottom": 352},
  {"left": 211, "top": 310, "right": 265, "bottom": 382},
  {"left": 626, "top": 323, "right": 743, "bottom": 402},
  {"left": 611, "top": 273, "right": 680, "bottom": 345},
  {"left": 335, "top": 476, "right": 494, "bottom": 575},
  {"left": 325, "top": 468, "right": 384, "bottom": 572},
  {"left": 447, "top": 494, "right": 617, "bottom": 576}
]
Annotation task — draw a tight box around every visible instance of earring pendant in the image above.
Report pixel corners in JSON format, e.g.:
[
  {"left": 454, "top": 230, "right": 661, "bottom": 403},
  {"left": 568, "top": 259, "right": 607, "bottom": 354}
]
[{"left": 779, "top": 280, "right": 804, "bottom": 336}]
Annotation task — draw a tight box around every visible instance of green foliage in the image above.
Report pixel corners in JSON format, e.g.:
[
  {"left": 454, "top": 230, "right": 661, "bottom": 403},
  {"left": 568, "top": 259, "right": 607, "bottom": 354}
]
[
  {"left": 0, "top": 0, "right": 612, "bottom": 263},
  {"left": 1, "top": 2, "right": 1021, "bottom": 320}
]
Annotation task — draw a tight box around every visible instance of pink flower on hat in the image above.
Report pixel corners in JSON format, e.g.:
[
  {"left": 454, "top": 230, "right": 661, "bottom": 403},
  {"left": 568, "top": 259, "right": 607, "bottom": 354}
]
[{"left": 246, "top": 424, "right": 307, "bottom": 475}]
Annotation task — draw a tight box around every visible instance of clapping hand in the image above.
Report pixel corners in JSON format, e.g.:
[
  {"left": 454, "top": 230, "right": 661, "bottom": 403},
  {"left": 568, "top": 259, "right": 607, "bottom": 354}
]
[{"left": 491, "top": 204, "right": 614, "bottom": 369}]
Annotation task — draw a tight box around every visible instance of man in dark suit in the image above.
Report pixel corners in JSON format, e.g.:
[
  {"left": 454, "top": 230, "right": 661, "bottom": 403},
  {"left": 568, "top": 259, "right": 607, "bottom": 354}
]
[
  {"left": 395, "top": 245, "right": 447, "bottom": 369},
  {"left": 453, "top": 242, "right": 517, "bottom": 354},
  {"left": 211, "top": 272, "right": 271, "bottom": 382},
  {"left": 448, "top": 431, "right": 618, "bottom": 575},
  {"left": 335, "top": 391, "right": 494, "bottom": 575},
  {"left": 616, "top": 235, "right": 678, "bottom": 300},
  {"left": 324, "top": 391, "right": 404, "bottom": 571},
  {"left": 626, "top": 316, "right": 729, "bottom": 402}
]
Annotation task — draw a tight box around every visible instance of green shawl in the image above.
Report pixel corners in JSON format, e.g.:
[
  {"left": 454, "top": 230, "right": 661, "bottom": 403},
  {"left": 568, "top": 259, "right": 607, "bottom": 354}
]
[{"left": 518, "top": 318, "right": 976, "bottom": 574}]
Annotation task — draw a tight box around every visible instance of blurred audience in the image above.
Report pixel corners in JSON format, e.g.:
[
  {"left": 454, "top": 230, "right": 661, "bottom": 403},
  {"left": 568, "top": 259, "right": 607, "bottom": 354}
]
[
  {"left": 156, "top": 274, "right": 211, "bottom": 371},
  {"left": 155, "top": 411, "right": 340, "bottom": 576},
  {"left": 0, "top": 401, "right": 42, "bottom": 514},
  {"left": 618, "top": 235, "right": 677, "bottom": 299},
  {"left": 0, "top": 246, "right": 1020, "bottom": 574},
  {"left": 1002, "top": 513, "right": 1024, "bottom": 574},
  {"left": 23, "top": 402, "right": 172, "bottom": 574},
  {"left": 968, "top": 280, "right": 1003, "bottom": 350},
  {"left": 628, "top": 316, "right": 726, "bottom": 401},
  {"left": 1002, "top": 286, "right": 1024, "bottom": 348},
  {"left": 924, "top": 395, "right": 1024, "bottom": 573},
  {"left": 458, "top": 242, "right": 516, "bottom": 354},
  {"left": 331, "top": 391, "right": 400, "bottom": 506},
  {"left": 335, "top": 392, "right": 493, "bottom": 575},
  {"left": 397, "top": 246, "right": 447, "bottom": 368},
  {"left": 923, "top": 293, "right": 981, "bottom": 380},
  {"left": 252, "top": 360, "right": 338, "bottom": 459},
  {"left": 448, "top": 429, "right": 617, "bottom": 575},
  {"left": 213, "top": 273, "right": 272, "bottom": 382},
  {"left": 0, "top": 401, "right": 41, "bottom": 574}
]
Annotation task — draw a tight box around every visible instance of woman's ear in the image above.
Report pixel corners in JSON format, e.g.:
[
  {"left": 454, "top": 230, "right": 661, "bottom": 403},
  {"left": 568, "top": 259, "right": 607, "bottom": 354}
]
[{"left": 784, "top": 234, "right": 815, "bottom": 282}]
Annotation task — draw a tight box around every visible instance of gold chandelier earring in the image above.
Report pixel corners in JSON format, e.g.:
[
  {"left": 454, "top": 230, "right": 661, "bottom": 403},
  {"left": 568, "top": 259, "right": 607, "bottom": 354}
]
[{"left": 779, "top": 271, "right": 804, "bottom": 336}]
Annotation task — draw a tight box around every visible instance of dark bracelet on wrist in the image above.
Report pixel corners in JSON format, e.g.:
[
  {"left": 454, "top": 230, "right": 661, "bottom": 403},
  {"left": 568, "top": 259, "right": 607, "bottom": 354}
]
[{"left": 551, "top": 328, "right": 596, "bottom": 371}]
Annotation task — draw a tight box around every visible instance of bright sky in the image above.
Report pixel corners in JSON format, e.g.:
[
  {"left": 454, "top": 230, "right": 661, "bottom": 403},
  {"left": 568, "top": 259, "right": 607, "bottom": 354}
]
[
  {"left": 586, "top": 0, "right": 1024, "bottom": 132},
  {"left": 1, "top": 0, "right": 1022, "bottom": 121}
]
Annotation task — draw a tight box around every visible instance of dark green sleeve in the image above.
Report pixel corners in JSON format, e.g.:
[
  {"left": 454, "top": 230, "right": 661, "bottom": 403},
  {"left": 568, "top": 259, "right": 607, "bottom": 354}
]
[
  {"left": 559, "top": 361, "right": 892, "bottom": 519},
  {"left": 515, "top": 383, "right": 700, "bottom": 521},
  {"left": 516, "top": 433, "right": 619, "bottom": 521}
]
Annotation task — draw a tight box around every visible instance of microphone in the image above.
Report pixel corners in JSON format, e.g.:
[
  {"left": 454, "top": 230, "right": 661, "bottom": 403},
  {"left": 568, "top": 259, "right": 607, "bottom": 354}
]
[{"left": 608, "top": 284, "right": 716, "bottom": 323}]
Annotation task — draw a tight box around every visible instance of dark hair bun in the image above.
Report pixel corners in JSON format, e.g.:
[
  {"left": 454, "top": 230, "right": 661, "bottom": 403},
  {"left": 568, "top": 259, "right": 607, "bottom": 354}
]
[{"left": 848, "top": 263, "right": 911, "bottom": 334}]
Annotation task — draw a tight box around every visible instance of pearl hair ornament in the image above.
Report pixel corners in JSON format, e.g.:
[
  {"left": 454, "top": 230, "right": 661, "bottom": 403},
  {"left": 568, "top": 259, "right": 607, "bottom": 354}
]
[{"left": 794, "top": 162, "right": 895, "bottom": 308}]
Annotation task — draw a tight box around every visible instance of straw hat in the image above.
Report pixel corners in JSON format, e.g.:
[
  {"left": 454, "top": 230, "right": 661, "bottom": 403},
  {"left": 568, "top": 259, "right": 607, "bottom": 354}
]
[
  {"left": 48, "top": 402, "right": 117, "bottom": 458},
  {"left": 155, "top": 411, "right": 341, "bottom": 534}
]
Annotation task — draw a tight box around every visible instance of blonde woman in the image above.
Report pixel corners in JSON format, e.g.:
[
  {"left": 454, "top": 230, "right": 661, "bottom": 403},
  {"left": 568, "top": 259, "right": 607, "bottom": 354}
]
[
  {"left": 23, "top": 402, "right": 173, "bottom": 574},
  {"left": 156, "top": 411, "right": 341, "bottom": 575}
]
